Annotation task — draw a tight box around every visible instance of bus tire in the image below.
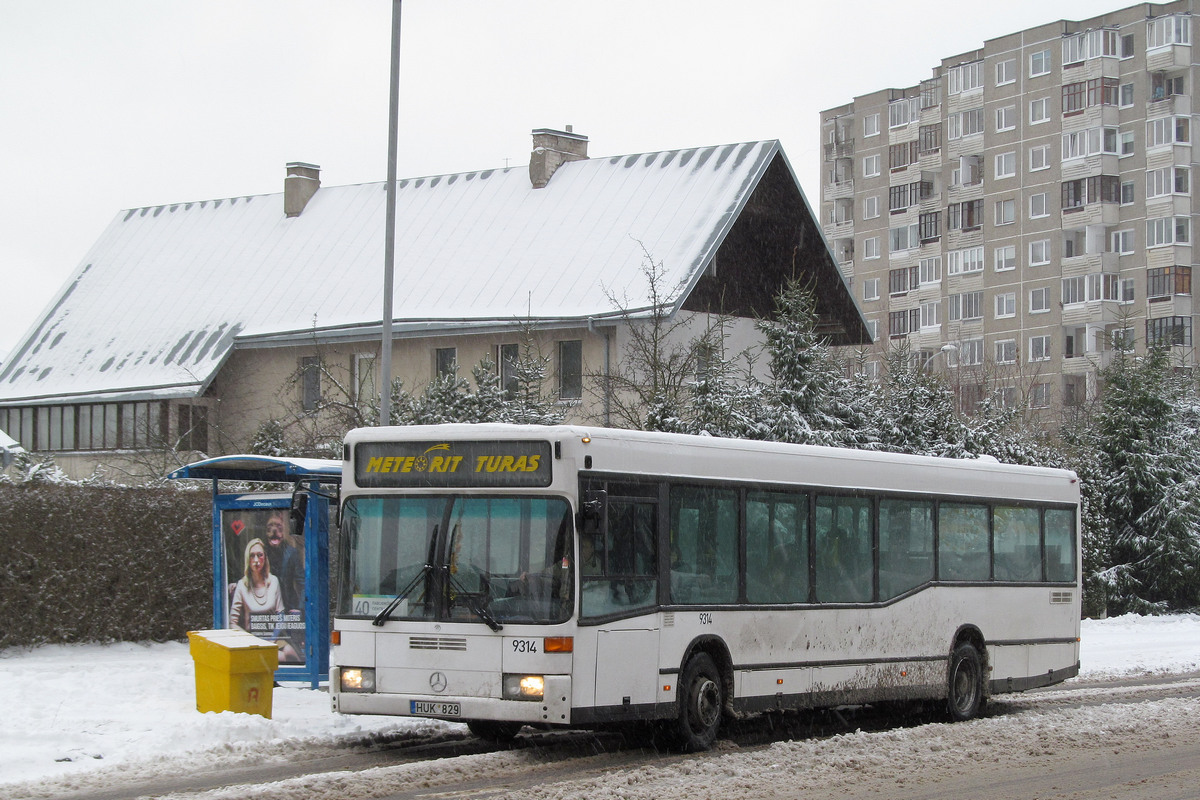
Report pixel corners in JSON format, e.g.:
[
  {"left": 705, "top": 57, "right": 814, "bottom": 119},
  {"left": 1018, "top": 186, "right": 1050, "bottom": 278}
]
[
  {"left": 946, "top": 642, "right": 984, "bottom": 722},
  {"left": 671, "top": 653, "right": 724, "bottom": 752},
  {"left": 466, "top": 719, "right": 523, "bottom": 743}
]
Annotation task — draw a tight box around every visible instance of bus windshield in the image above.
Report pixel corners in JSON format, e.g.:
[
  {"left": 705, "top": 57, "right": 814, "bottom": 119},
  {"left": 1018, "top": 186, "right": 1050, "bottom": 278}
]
[{"left": 339, "top": 495, "right": 574, "bottom": 625}]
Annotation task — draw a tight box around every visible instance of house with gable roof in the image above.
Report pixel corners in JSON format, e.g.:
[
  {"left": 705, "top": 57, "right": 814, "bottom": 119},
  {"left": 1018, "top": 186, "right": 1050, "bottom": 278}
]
[{"left": 0, "top": 128, "right": 869, "bottom": 480}]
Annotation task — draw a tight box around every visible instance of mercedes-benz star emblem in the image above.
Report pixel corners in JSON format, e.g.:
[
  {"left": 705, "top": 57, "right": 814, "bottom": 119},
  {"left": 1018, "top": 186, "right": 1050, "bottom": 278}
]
[{"left": 429, "top": 672, "right": 448, "bottom": 693}]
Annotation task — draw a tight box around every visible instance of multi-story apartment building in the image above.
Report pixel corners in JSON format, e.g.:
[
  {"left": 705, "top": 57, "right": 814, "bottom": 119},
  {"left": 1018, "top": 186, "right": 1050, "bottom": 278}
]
[{"left": 821, "top": 0, "right": 1197, "bottom": 416}]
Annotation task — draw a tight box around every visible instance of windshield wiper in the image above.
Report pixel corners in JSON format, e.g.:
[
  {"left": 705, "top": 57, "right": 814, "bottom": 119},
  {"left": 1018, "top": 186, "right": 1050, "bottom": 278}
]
[
  {"left": 372, "top": 563, "right": 433, "bottom": 626},
  {"left": 444, "top": 567, "right": 503, "bottom": 632}
]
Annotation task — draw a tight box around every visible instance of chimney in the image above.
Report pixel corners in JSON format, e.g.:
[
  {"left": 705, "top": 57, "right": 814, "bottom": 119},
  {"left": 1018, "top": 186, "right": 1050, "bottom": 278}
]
[
  {"left": 529, "top": 126, "right": 588, "bottom": 188},
  {"left": 284, "top": 162, "right": 321, "bottom": 217}
]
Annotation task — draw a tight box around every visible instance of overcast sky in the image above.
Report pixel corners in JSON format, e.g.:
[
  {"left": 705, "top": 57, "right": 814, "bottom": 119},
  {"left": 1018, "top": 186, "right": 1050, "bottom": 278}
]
[{"left": 1, "top": 0, "right": 1111, "bottom": 360}]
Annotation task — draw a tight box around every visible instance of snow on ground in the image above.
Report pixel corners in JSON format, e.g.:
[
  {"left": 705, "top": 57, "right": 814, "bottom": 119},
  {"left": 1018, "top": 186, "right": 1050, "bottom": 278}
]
[{"left": 0, "top": 615, "right": 1198, "bottom": 798}]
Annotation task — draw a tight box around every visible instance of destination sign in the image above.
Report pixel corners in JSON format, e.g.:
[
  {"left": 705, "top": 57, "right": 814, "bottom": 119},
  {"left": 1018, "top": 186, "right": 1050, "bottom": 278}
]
[{"left": 354, "top": 440, "right": 553, "bottom": 488}]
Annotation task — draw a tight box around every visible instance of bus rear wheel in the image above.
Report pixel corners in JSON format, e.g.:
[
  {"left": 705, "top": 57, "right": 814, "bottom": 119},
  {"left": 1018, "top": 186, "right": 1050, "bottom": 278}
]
[
  {"left": 668, "top": 653, "right": 724, "bottom": 752},
  {"left": 946, "top": 642, "right": 984, "bottom": 721},
  {"left": 467, "top": 719, "right": 524, "bottom": 743}
]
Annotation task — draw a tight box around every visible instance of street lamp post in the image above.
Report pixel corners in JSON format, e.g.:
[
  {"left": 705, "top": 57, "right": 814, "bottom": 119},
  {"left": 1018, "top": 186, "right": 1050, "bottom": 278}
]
[{"left": 380, "top": 0, "right": 402, "bottom": 426}]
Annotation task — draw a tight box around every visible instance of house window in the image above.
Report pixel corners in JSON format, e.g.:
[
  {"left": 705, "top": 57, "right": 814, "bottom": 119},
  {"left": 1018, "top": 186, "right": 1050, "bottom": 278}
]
[
  {"left": 863, "top": 154, "right": 881, "bottom": 177},
  {"left": 995, "top": 106, "right": 1016, "bottom": 132},
  {"left": 1030, "top": 193, "right": 1048, "bottom": 218},
  {"left": 995, "top": 198, "right": 1016, "bottom": 225},
  {"left": 864, "top": 113, "right": 880, "bottom": 137},
  {"left": 498, "top": 343, "right": 519, "bottom": 397},
  {"left": 994, "top": 245, "right": 1016, "bottom": 272},
  {"left": 1112, "top": 229, "right": 1135, "bottom": 254},
  {"left": 919, "top": 256, "right": 942, "bottom": 285},
  {"left": 435, "top": 347, "right": 457, "bottom": 378},
  {"left": 354, "top": 353, "right": 377, "bottom": 404},
  {"left": 1147, "top": 266, "right": 1192, "bottom": 299},
  {"left": 300, "top": 356, "right": 321, "bottom": 412},
  {"left": 1030, "top": 287, "right": 1051, "bottom": 313},
  {"left": 1030, "top": 49, "right": 1052, "bottom": 77},
  {"left": 996, "top": 58, "right": 1016, "bottom": 86},
  {"left": 863, "top": 278, "right": 880, "bottom": 301},
  {"left": 1029, "top": 240, "right": 1051, "bottom": 266},
  {"left": 995, "top": 339, "right": 1017, "bottom": 364},
  {"left": 1146, "top": 316, "right": 1192, "bottom": 347},
  {"left": 1029, "top": 335, "right": 1052, "bottom": 362},
  {"left": 995, "top": 292, "right": 1016, "bottom": 319},
  {"left": 1029, "top": 97, "right": 1050, "bottom": 124},
  {"left": 994, "top": 152, "right": 1016, "bottom": 178},
  {"left": 1029, "top": 144, "right": 1050, "bottom": 171},
  {"left": 558, "top": 340, "right": 583, "bottom": 400}
]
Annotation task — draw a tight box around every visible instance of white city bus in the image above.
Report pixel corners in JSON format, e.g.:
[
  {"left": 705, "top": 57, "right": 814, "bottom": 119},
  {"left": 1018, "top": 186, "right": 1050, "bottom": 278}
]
[{"left": 330, "top": 424, "right": 1080, "bottom": 750}]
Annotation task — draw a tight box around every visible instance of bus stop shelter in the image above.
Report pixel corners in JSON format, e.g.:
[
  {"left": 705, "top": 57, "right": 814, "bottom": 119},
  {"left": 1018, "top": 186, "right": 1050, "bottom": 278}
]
[{"left": 168, "top": 455, "right": 341, "bottom": 687}]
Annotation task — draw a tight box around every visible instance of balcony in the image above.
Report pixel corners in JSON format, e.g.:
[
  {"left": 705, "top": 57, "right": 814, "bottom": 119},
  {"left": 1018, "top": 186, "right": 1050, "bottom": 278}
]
[
  {"left": 1061, "top": 350, "right": 1113, "bottom": 374},
  {"left": 1061, "top": 251, "right": 1119, "bottom": 277},
  {"left": 1148, "top": 43, "right": 1191, "bottom": 71},
  {"left": 1061, "top": 301, "right": 1122, "bottom": 326},
  {"left": 823, "top": 140, "right": 855, "bottom": 161}
]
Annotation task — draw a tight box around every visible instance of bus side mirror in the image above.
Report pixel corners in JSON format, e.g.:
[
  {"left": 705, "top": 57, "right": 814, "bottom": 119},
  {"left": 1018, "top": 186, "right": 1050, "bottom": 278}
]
[
  {"left": 578, "top": 489, "right": 606, "bottom": 535},
  {"left": 291, "top": 485, "right": 309, "bottom": 535}
]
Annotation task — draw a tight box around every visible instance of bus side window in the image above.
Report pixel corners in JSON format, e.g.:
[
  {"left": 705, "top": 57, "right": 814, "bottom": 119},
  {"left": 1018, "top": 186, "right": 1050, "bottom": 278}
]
[
  {"left": 669, "top": 485, "right": 738, "bottom": 604},
  {"left": 1044, "top": 509, "right": 1076, "bottom": 582},
  {"left": 993, "top": 506, "right": 1041, "bottom": 582},
  {"left": 582, "top": 497, "right": 658, "bottom": 616},
  {"left": 939, "top": 503, "right": 989, "bottom": 581},
  {"left": 879, "top": 498, "right": 934, "bottom": 599},
  {"left": 746, "top": 491, "right": 808, "bottom": 604},
  {"left": 814, "top": 495, "right": 872, "bottom": 603}
]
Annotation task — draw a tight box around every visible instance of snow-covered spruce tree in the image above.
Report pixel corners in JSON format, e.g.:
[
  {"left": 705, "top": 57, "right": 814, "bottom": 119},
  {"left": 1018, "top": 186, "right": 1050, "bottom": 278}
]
[
  {"left": 248, "top": 418, "right": 289, "bottom": 457},
  {"left": 490, "top": 336, "right": 566, "bottom": 425},
  {"left": 1092, "top": 346, "right": 1200, "bottom": 613},
  {"left": 757, "top": 279, "right": 870, "bottom": 447},
  {"left": 868, "top": 342, "right": 969, "bottom": 458},
  {"left": 669, "top": 316, "right": 774, "bottom": 440}
]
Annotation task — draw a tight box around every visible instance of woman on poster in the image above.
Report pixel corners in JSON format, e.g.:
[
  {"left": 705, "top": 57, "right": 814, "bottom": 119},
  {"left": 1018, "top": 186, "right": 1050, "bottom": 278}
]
[{"left": 230, "top": 538, "right": 299, "bottom": 661}]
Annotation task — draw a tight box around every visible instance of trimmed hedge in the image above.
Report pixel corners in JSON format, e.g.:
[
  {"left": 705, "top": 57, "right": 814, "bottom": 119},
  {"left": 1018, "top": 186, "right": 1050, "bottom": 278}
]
[{"left": 0, "top": 484, "right": 212, "bottom": 649}]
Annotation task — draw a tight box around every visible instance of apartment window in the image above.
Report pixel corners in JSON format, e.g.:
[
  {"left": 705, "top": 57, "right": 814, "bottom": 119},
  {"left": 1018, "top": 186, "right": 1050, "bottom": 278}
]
[
  {"left": 1030, "top": 240, "right": 1051, "bottom": 266},
  {"left": 863, "top": 278, "right": 880, "bottom": 301},
  {"left": 1029, "top": 144, "right": 1050, "bottom": 171},
  {"left": 1112, "top": 327, "right": 1135, "bottom": 351},
  {"left": 890, "top": 182, "right": 919, "bottom": 213},
  {"left": 300, "top": 356, "right": 321, "bottom": 412},
  {"left": 1120, "top": 181, "right": 1135, "bottom": 205},
  {"left": 1112, "top": 229, "right": 1135, "bottom": 254},
  {"left": 995, "top": 198, "right": 1015, "bottom": 225},
  {"left": 1146, "top": 316, "right": 1192, "bottom": 347},
  {"left": 953, "top": 154, "right": 983, "bottom": 186},
  {"left": 890, "top": 141, "right": 920, "bottom": 171},
  {"left": 947, "top": 246, "right": 984, "bottom": 275},
  {"left": 948, "top": 199, "right": 983, "bottom": 231},
  {"left": 1061, "top": 78, "right": 1118, "bottom": 115},
  {"left": 1147, "top": 116, "right": 1190, "bottom": 148},
  {"left": 863, "top": 154, "right": 881, "bottom": 177},
  {"left": 996, "top": 58, "right": 1016, "bottom": 86},
  {"left": 994, "top": 245, "right": 1016, "bottom": 272},
  {"left": 1030, "top": 97, "right": 1050, "bottom": 124},
  {"left": 1030, "top": 193, "right": 1048, "bottom": 218},
  {"left": 1030, "top": 382, "right": 1051, "bottom": 409},
  {"left": 1062, "top": 29, "right": 1118, "bottom": 66},
  {"left": 1146, "top": 216, "right": 1191, "bottom": 248},
  {"left": 1119, "top": 82, "right": 1135, "bottom": 107},
  {"left": 1147, "top": 266, "right": 1192, "bottom": 299},
  {"left": 498, "top": 343, "right": 520, "bottom": 397},
  {"left": 919, "top": 211, "right": 941, "bottom": 243},
  {"left": 1121, "top": 278, "right": 1136, "bottom": 304},
  {"left": 1119, "top": 131, "right": 1135, "bottom": 156},
  {"left": 1030, "top": 49, "right": 1051, "bottom": 77},
  {"left": 948, "top": 291, "right": 983, "bottom": 321},
  {"left": 1062, "top": 127, "right": 1118, "bottom": 160},
  {"left": 1062, "top": 276, "right": 1086, "bottom": 305},
  {"left": 919, "top": 124, "right": 942, "bottom": 154},
  {"left": 1030, "top": 287, "right": 1051, "bottom": 312},
  {"left": 1147, "top": 15, "right": 1190, "bottom": 49},
  {"left": 994, "top": 152, "right": 1016, "bottom": 179},
  {"left": 865, "top": 320, "right": 879, "bottom": 341},
  {"left": 948, "top": 61, "right": 984, "bottom": 95},
  {"left": 435, "top": 347, "right": 457, "bottom": 378},
  {"left": 960, "top": 338, "right": 984, "bottom": 367},
  {"left": 995, "top": 292, "right": 1016, "bottom": 318},
  {"left": 889, "top": 309, "right": 921, "bottom": 338},
  {"left": 1121, "top": 33, "right": 1136, "bottom": 58},
  {"left": 920, "top": 301, "right": 942, "bottom": 329},
  {"left": 995, "top": 339, "right": 1017, "bottom": 364},
  {"left": 889, "top": 96, "right": 919, "bottom": 128},
  {"left": 864, "top": 113, "right": 880, "bottom": 137},
  {"left": 1152, "top": 72, "right": 1186, "bottom": 100},
  {"left": 864, "top": 236, "right": 880, "bottom": 259},
  {"left": 558, "top": 339, "right": 583, "bottom": 400},
  {"left": 919, "top": 256, "right": 942, "bottom": 285},
  {"left": 889, "top": 266, "right": 919, "bottom": 295},
  {"left": 863, "top": 195, "right": 880, "bottom": 219},
  {"left": 995, "top": 106, "right": 1016, "bottom": 132},
  {"left": 1062, "top": 175, "right": 1121, "bottom": 211},
  {"left": 1146, "top": 166, "right": 1189, "bottom": 198},
  {"left": 1030, "top": 335, "right": 1052, "bottom": 362},
  {"left": 947, "top": 108, "right": 984, "bottom": 139}
]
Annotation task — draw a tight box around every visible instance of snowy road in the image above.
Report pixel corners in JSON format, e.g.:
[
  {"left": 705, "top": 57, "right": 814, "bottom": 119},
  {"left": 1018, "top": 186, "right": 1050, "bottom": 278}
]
[{"left": 30, "top": 673, "right": 1200, "bottom": 800}]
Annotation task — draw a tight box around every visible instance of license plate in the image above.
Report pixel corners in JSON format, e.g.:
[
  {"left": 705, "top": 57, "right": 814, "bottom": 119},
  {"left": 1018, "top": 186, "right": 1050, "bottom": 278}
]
[{"left": 411, "top": 700, "right": 461, "bottom": 717}]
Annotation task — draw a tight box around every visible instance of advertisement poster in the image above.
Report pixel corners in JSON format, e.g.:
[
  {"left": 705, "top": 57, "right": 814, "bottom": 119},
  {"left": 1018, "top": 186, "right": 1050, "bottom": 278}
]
[{"left": 221, "top": 507, "right": 306, "bottom": 665}]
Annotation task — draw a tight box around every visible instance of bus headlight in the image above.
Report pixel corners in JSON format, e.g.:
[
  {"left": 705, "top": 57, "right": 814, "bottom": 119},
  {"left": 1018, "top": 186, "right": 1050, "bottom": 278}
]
[
  {"left": 503, "top": 674, "right": 544, "bottom": 701},
  {"left": 340, "top": 667, "right": 376, "bottom": 692}
]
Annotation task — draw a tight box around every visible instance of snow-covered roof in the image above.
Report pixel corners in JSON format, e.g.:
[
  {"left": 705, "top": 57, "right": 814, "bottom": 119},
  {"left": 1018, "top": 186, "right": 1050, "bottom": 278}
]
[{"left": 0, "top": 139, "right": 862, "bottom": 406}]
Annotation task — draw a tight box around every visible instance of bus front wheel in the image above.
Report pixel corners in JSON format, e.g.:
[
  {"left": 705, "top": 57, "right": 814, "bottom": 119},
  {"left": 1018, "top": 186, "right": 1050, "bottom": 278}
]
[
  {"left": 467, "top": 719, "right": 523, "bottom": 743},
  {"left": 670, "top": 653, "right": 724, "bottom": 752},
  {"left": 946, "top": 642, "right": 984, "bottom": 721}
]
